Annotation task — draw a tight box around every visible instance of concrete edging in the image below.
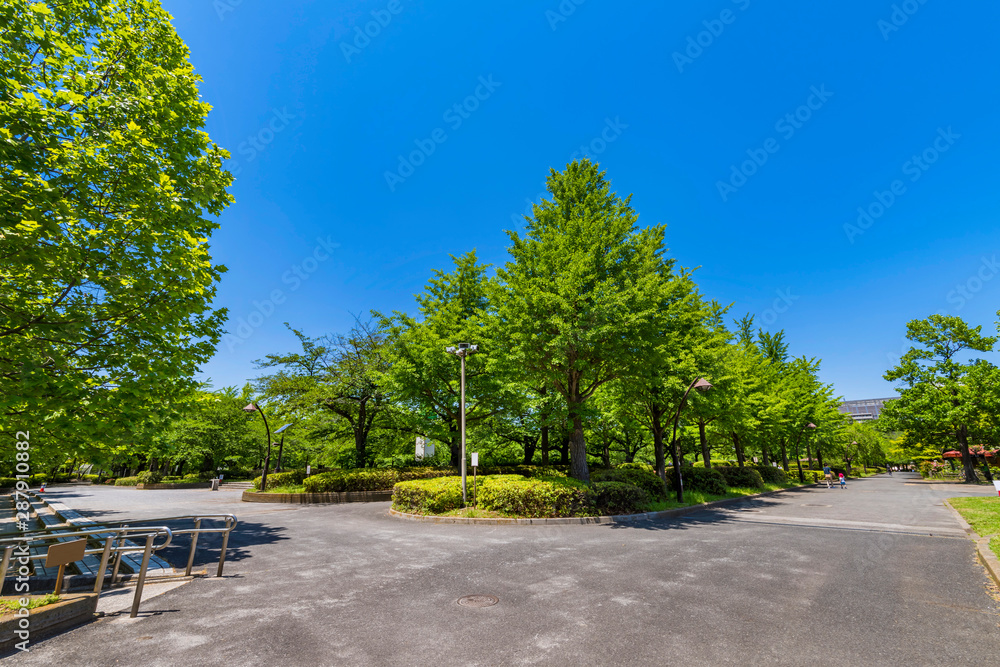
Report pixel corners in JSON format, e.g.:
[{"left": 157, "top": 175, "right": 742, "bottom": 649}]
[
  {"left": 0, "top": 594, "right": 98, "bottom": 654},
  {"left": 241, "top": 489, "right": 393, "bottom": 504},
  {"left": 943, "top": 498, "right": 1000, "bottom": 588},
  {"left": 388, "top": 484, "right": 813, "bottom": 525},
  {"left": 136, "top": 482, "right": 213, "bottom": 490}
]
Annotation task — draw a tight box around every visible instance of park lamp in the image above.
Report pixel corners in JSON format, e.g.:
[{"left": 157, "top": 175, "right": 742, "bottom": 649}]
[
  {"left": 692, "top": 378, "right": 712, "bottom": 392},
  {"left": 446, "top": 343, "right": 480, "bottom": 505},
  {"left": 243, "top": 402, "right": 274, "bottom": 490}
]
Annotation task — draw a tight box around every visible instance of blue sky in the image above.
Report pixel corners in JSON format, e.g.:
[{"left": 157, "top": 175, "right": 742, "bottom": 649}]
[{"left": 166, "top": 0, "right": 1000, "bottom": 400}]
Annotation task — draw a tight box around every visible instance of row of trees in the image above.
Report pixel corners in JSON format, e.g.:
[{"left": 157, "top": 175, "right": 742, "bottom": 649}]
[{"left": 0, "top": 4, "right": 900, "bottom": 480}]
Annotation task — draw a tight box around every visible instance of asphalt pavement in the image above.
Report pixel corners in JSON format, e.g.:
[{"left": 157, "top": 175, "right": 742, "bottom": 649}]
[{"left": 5, "top": 473, "right": 999, "bottom": 666}]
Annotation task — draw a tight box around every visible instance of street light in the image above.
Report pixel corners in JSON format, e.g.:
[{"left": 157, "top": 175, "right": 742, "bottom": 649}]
[
  {"left": 274, "top": 423, "right": 293, "bottom": 472},
  {"left": 243, "top": 402, "right": 273, "bottom": 491},
  {"left": 669, "top": 377, "right": 712, "bottom": 502},
  {"left": 446, "top": 343, "right": 479, "bottom": 505},
  {"left": 793, "top": 422, "right": 817, "bottom": 483}
]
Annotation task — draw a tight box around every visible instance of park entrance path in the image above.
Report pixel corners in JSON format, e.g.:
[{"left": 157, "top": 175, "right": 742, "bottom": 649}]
[{"left": 5, "top": 473, "right": 999, "bottom": 666}]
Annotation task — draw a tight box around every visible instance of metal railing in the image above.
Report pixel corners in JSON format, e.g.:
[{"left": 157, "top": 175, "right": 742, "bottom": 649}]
[
  {"left": 0, "top": 525, "right": 173, "bottom": 617},
  {"left": 63, "top": 514, "right": 239, "bottom": 577}
]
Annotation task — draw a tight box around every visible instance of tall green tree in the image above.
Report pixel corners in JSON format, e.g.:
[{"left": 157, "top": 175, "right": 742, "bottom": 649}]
[
  {"left": 0, "top": 0, "right": 232, "bottom": 446},
  {"left": 882, "top": 314, "right": 997, "bottom": 483},
  {"left": 495, "top": 159, "right": 667, "bottom": 481}
]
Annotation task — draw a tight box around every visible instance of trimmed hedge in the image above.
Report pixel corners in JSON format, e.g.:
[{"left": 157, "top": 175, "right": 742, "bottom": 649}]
[
  {"left": 714, "top": 466, "right": 765, "bottom": 490},
  {"left": 591, "top": 481, "right": 649, "bottom": 515},
  {"left": 253, "top": 469, "right": 309, "bottom": 491},
  {"left": 476, "top": 475, "right": 593, "bottom": 518},
  {"left": 753, "top": 466, "right": 787, "bottom": 484},
  {"left": 0, "top": 477, "right": 17, "bottom": 488},
  {"left": 114, "top": 476, "right": 140, "bottom": 486},
  {"left": 136, "top": 471, "right": 164, "bottom": 485},
  {"left": 672, "top": 467, "right": 727, "bottom": 495},
  {"left": 304, "top": 467, "right": 454, "bottom": 493},
  {"left": 591, "top": 467, "right": 665, "bottom": 499},
  {"left": 392, "top": 476, "right": 464, "bottom": 514}
]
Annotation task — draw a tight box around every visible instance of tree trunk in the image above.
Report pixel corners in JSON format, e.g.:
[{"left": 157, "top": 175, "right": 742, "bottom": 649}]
[
  {"left": 541, "top": 424, "right": 549, "bottom": 465},
  {"left": 699, "top": 420, "right": 711, "bottom": 469},
  {"left": 816, "top": 448, "right": 824, "bottom": 469},
  {"left": 569, "top": 410, "right": 589, "bottom": 481},
  {"left": 956, "top": 424, "right": 980, "bottom": 483},
  {"left": 449, "top": 420, "right": 460, "bottom": 467},
  {"left": 354, "top": 426, "right": 367, "bottom": 468},
  {"left": 522, "top": 436, "right": 537, "bottom": 465},
  {"left": 780, "top": 438, "right": 789, "bottom": 471},
  {"left": 649, "top": 405, "right": 667, "bottom": 482},
  {"left": 762, "top": 445, "right": 770, "bottom": 467},
  {"left": 806, "top": 441, "right": 813, "bottom": 469},
  {"left": 732, "top": 432, "right": 745, "bottom": 467}
]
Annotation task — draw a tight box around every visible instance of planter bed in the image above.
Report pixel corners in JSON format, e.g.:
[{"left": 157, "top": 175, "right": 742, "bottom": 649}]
[
  {"left": 0, "top": 593, "right": 98, "bottom": 654},
  {"left": 241, "top": 489, "right": 392, "bottom": 504},
  {"left": 135, "top": 482, "right": 213, "bottom": 490}
]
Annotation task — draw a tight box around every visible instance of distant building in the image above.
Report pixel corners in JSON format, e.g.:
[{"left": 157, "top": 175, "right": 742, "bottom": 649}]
[{"left": 839, "top": 397, "right": 897, "bottom": 422}]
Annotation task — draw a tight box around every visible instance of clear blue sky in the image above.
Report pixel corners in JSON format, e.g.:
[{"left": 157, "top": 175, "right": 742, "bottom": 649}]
[{"left": 165, "top": 0, "right": 1000, "bottom": 401}]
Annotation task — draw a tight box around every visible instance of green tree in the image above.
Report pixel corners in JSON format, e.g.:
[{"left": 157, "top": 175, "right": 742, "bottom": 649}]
[
  {"left": 255, "top": 320, "right": 391, "bottom": 467},
  {"left": 0, "top": 0, "right": 232, "bottom": 446},
  {"left": 495, "top": 159, "right": 667, "bottom": 481},
  {"left": 882, "top": 314, "right": 997, "bottom": 483}
]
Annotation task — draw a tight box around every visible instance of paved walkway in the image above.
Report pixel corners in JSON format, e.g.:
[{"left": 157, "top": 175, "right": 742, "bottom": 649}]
[{"left": 5, "top": 473, "right": 999, "bottom": 666}]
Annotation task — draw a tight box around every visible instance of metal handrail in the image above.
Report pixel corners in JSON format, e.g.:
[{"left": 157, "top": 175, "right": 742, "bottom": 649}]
[
  {"left": 56, "top": 514, "right": 239, "bottom": 577},
  {"left": 0, "top": 526, "right": 173, "bottom": 617}
]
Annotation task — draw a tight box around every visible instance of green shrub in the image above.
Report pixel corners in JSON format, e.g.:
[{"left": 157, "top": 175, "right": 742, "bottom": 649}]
[
  {"left": 591, "top": 481, "right": 649, "bottom": 515},
  {"left": 477, "top": 475, "right": 593, "bottom": 518},
  {"left": 0, "top": 477, "right": 17, "bottom": 488},
  {"left": 392, "top": 476, "right": 464, "bottom": 514},
  {"left": 616, "top": 462, "right": 654, "bottom": 472},
  {"left": 479, "top": 465, "right": 568, "bottom": 478},
  {"left": 102, "top": 478, "right": 117, "bottom": 484},
  {"left": 52, "top": 473, "right": 72, "bottom": 483},
  {"left": 591, "top": 467, "right": 665, "bottom": 499},
  {"left": 136, "top": 471, "right": 164, "bottom": 485},
  {"left": 114, "top": 476, "right": 139, "bottom": 486},
  {"left": 303, "top": 467, "right": 454, "bottom": 493},
  {"left": 673, "top": 467, "right": 726, "bottom": 495},
  {"left": 252, "top": 470, "right": 308, "bottom": 491},
  {"left": 714, "top": 466, "right": 765, "bottom": 490},
  {"left": 753, "top": 466, "right": 787, "bottom": 484},
  {"left": 82, "top": 474, "right": 101, "bottom": 482},
  {"left": 30, "top": 473, "right": 48, "bottom": 484}
]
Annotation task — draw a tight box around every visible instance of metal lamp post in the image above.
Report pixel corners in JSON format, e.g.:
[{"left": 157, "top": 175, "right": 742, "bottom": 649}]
[
  {"left": 274, "top": 423, "right": 293, "bottom": 472},
  {"left": 793, "top": 422, "right": 817, "bottom": 483},
  {"left": 670, "top": 377, "right": 712, "bottom": 503},
  {"left": 243, "top": 403, "right": 273, "bottom": 491},
  {"left": 446, "top": 343, "right": 478, "bottom": 505}
]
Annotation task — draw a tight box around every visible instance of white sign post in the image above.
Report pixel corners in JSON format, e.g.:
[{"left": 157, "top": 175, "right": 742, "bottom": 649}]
[
  {"left": 306, "top": 465, "right": 311, "bottom": 476},
  {"left": 993, "top": 480, "right": 1000, "bottom": 498}
]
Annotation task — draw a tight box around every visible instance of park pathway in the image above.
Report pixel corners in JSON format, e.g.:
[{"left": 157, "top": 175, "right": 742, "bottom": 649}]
[{"left": 5, "top": 473, "right": 999, "bottom": 666}]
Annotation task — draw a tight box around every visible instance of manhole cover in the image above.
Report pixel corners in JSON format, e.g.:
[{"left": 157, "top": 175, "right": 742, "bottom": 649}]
[
  {"left": 802, "top": 504, "right": 831, "bottom": 507},
  {"left": 457, "top": 595, "right": 499, "bottom": 608}
]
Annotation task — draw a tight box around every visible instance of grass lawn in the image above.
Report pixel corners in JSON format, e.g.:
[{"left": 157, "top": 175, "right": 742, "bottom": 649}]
[
  {"left": 0, "top": 594, "right": 59, "bottom": 616},
  {"left": 992, "top": 536, "right": 1000, "bottom": 560},
  {"left": 261, "top": 484, "right": 306, "bottom": 494},
  {"left": 947, "top": 496, "right": 1000, "bottom": 536}
]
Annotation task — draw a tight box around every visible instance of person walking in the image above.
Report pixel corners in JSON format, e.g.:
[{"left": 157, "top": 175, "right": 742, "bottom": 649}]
[
  {"left": 823, "top": 465, "right": 833, "bottom": 489},
  {"left": 887, "top": 466, "right": 892, "bottom": 476},
  {"left": 838, "top": 472, "right": 847, "bottom": 489}
]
